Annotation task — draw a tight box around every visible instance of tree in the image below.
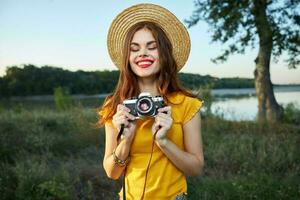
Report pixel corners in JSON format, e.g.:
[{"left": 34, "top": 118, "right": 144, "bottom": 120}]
[{"left": 186, "top": 0, "right": 300, "bottom": 122}]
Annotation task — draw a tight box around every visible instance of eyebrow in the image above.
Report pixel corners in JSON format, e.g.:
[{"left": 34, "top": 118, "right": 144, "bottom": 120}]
[{"left": 130, "top": 41, "right": 157, "bottom": 46}]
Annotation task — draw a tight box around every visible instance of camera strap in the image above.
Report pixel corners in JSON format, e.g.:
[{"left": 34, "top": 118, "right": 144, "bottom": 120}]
[
  {"left": 117, "top": 125, "right": 159, "bottom": 200},
  {"left": 117, "top": 124, "right": 125, "bottom": 141},
  {"left": 139, "top": 129, "right": 158, "bottom": 200}
]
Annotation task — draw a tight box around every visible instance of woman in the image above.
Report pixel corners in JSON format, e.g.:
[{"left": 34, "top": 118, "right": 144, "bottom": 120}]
[{"left": 98, "top": 3, "right": 204, "bottom": 200}]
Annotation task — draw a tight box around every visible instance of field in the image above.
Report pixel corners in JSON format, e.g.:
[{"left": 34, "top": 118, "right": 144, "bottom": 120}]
[{"left": 0, "top": 104, "right": 299, "bottom": 200}]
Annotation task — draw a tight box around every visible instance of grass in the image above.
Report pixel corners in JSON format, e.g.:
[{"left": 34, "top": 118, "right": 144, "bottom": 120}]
[
  {"left": 0, "top": 105, "right": 299, "bottom": 200},
  {"left": 188, "top": 115, "right": 300, "bottom": 199}
]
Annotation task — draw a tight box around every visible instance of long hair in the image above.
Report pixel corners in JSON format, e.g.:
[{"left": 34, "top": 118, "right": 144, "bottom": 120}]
[{"left": 97, "top": 21, "right": 194, "bottom": 127}]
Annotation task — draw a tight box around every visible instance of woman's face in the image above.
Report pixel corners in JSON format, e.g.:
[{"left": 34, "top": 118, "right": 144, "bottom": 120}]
[{"left": 129, "top": 28, "right": 160, "bottom": 79}]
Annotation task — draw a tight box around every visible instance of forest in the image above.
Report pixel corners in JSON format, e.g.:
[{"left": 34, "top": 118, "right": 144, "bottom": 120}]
[{"left": 0, "top": 64, "right": 256, "bottom": 97}]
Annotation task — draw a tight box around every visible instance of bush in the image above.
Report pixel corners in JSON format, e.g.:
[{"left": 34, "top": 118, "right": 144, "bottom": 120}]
[
  {"left": 283, "top": 102, "right": 300, "bottom": 124},
  {"left": 196, "top": 85, "right": 215, "bottom": 118},
  {"left": 0, "top": 106, "right": 299, "bottom": 199},
  {"left": 54, "top": 87, "right": 73, "bottom": 111}
]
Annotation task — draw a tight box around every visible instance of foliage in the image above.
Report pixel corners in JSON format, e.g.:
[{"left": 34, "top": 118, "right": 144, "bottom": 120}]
[
  {"left": 196, "top": 84, "right": 215, "bottom": 117},
  {"left": 0, "top": 106, "right": 299, "bottom": 199},
  {"left": 0, "top": 64, "right": 257, "bottom": 98},
  {"left": 283, "top": 102, "right": 300, "bottom": 124},
  {"left": 54, "top": 86, "right": 73, "bottom": 111},
  {"left": 0, "top": 107, "right": 117, "bottom": 200},
  {"left": 0, "top": 64, "right": 119, "bottom": 97},
  {"left": 185, "top": 0, "right": 300, "bottom": 68}
]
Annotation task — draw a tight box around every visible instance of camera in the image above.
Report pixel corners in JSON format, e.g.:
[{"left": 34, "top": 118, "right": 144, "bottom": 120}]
[{"left": 123, "top": 92, "right": 165, "bottom": 119}]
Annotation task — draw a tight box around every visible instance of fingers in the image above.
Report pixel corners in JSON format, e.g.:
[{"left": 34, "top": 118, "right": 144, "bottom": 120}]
[
  {"left": 116, "top": 104, "right": 135, "bottom": 120},
  {"left": 155, "top": 116, "right": 173, "bottom": 127},
  {"left": 156, "top": 106, "right": 172, "bottom": 119},
  {"left": 152, "top": 106, "right": 173, "bottom": 135},
  {"left": 123, "top": 112, "right": 136, "bottom": 121},
  {"left": 158, "top": 106, "right": 172, "bottom": 115},
  {"left": 154, "top": 107, "right": 173, "bottom": 130},
  {"left": 117, "top": 104, "right": 129, "bottom": 112},
  {"left": 156, "top": 112, "right": 170, "bottom": 120},
  {"left": 113, "top": 104, "right": 135, "bottom": 130},
  {"left": 152, "top": 122, "right": 160, "bottom": 133},
  {"left": 116, "top": 115, "right": 129, "bottom": 126},
  {"left": 156, "top": 106, "right": 172, "bottom": 124}
]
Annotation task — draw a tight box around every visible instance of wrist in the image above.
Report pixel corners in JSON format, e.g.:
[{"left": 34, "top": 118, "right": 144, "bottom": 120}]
[
  {"left": 113, "top": 148, "right": 130, "bottom": 167},
  {"left": 123, "top": 136, "right": 134, "bottom": 146},
  {"left": 156, "top": 138, "right": 168, "bottom": 148},
  {"left": 114, "top": 140, "right": 131, "bottom": 165},
  {"left": 118, "top": 133, "right": 133, "bottom": 145}
]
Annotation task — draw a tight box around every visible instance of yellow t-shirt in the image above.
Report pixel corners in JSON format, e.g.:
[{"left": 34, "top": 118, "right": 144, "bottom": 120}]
[{"left": 119, "top": 92, "right": 204, "bottom": 200}]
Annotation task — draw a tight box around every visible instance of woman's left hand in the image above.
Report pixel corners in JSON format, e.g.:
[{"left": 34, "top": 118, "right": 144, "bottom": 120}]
[{"left": 152, "top": 106, "right": 173, "bottom": 144}]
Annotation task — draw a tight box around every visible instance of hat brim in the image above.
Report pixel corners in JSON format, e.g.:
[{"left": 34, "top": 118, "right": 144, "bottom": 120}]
[{"left": 107, "top": 3, "right": 190, "bottom": 71}]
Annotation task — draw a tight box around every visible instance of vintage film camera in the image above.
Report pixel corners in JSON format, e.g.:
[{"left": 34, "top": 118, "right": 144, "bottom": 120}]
[{"left": 123, "top": 92, "right": 165, "bottom": 119}]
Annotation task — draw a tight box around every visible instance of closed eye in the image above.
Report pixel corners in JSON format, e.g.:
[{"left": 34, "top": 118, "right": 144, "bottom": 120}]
[
  {"left": 148, "top": 46, "right": 157, "bottom": 50},
  {"left": 130, "top": 48, "right": 139, "bottom": 52},
  {"left": 130, "top": 41, "right": 157, "bottom": 52},
  {"left": 130, "top": 47, "right": 157, "bottom": 52}
]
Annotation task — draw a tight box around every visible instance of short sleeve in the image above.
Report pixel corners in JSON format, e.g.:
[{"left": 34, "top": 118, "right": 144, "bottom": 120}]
[
  {"left": 182, "top": 97, "right": 204, "bottom": 124},
  {"left": 98, "top": 106, "right": 113, "bottom": 126},
  {"left": 105, "top": 118, "right": 113, "bottom": 127}
]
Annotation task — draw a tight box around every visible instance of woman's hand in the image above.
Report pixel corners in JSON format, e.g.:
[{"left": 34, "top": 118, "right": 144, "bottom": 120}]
[
  {"left": 112, "top": 104, "right": 137, "bottom": 144},
  {"left": 152, "top": 106, "right": 173, "bottom": 145}
]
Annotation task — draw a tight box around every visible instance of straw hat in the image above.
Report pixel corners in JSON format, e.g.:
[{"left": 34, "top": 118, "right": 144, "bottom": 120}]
[{"left": 107, "top": 3, "right": 191, "bottom": 71}]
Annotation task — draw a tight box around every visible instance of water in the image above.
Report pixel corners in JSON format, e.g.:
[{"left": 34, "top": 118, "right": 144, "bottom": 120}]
[
  {"left": 211, "top": 86, "right": 300, "bottom": 121},
  {"left": 1, "top": 86, "right": 299, "bottom": 121}
]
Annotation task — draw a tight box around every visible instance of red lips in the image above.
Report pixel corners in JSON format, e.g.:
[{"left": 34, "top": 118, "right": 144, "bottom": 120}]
[{"left": 135, "top": 58, "right": 155, "bottom": 68}]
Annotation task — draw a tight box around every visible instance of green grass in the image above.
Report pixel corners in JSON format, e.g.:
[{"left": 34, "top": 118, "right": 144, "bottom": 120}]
[
  {"left": 188, "top": 116, "right": 300, "bottom": 200},
  {"left": 0, "top": 106, "right": 299, "bottom": 199}
]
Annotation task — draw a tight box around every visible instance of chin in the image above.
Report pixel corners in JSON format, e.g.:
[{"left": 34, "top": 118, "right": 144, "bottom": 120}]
[
  {"left": 136, "top": 72, "right": 156, "bottom": 78},
  {"left": 133, "top": 68, "right": 158, "bottom": 78}
]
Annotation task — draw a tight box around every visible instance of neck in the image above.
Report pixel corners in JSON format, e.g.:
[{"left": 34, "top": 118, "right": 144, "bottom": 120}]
[{"left": 138, "top": 77, "right": 159, "bottom": 96}]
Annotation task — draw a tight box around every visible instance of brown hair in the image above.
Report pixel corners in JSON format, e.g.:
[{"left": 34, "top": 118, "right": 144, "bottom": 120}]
[{"left": 97, "top": 21, "right": 195, "bottom": 127}]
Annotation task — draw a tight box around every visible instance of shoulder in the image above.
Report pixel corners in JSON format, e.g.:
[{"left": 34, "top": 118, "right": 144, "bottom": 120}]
[
  {"left": 166, "top": 91, "right": 204, "bottom": 106},
  {"left": 98, "top": 95, "right": 115, "bottom": 124},
  {"left": 166, "top": 91, "right": 204, "bottom": 124}
]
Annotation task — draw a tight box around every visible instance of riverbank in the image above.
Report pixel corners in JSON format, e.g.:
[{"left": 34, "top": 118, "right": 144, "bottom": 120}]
[{"left": 2, "top": 85, "right": 300, "bottom": 101}]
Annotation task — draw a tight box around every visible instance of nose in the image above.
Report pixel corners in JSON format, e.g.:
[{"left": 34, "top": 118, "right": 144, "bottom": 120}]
[{"left": 138, "top": 48, "right": 148, "bottom": 57}]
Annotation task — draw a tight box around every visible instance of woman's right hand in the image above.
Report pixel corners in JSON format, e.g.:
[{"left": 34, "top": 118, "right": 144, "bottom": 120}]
[{"left": 112, "top": 104, "right": 137, "bottom": 143}]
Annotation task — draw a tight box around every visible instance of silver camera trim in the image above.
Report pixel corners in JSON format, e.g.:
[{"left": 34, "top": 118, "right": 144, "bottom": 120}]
[{"left": 123, "top": 92, "right": 164, "bottom": 119}]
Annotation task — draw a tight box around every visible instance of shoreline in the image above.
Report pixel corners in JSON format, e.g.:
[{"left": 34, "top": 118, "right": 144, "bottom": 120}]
[{"left": 2, "top": 85, "right": 300, "bottom": 101}]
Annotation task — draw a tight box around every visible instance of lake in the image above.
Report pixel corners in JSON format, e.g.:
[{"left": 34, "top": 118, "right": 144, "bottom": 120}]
[
  {"left": 211, "top": 86, "right": 300, "bottom": 121},
  {"left": 1, "top": 86, "right": 299, "bottom": 121}
]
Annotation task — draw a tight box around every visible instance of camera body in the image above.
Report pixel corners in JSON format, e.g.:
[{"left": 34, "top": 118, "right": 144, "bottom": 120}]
[{"left": 123, "top": 92, "right": 165, "bottom": 119}]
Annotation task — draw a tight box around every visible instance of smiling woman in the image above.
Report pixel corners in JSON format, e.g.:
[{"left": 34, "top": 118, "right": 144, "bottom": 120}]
[
  {"left": 98, "top": 3, "right": 204, "bottom": 200},
  {"left": 129, "top": 27, "right": 160, "bottom": 78}
]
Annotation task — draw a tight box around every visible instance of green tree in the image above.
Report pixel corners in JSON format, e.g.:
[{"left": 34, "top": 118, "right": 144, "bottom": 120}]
[{"left": 186, "top": 0, "right": 300, "bottom": 122}]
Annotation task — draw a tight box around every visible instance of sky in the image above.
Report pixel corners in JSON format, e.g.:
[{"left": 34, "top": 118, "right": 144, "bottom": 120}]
[{"left": 0, "top": 0, "right": 299, "bottom": 84}]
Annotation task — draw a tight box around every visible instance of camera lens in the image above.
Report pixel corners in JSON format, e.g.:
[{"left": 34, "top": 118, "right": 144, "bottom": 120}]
[{"left": 136, "top": 97, "right": 153, "bottom": 115}]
